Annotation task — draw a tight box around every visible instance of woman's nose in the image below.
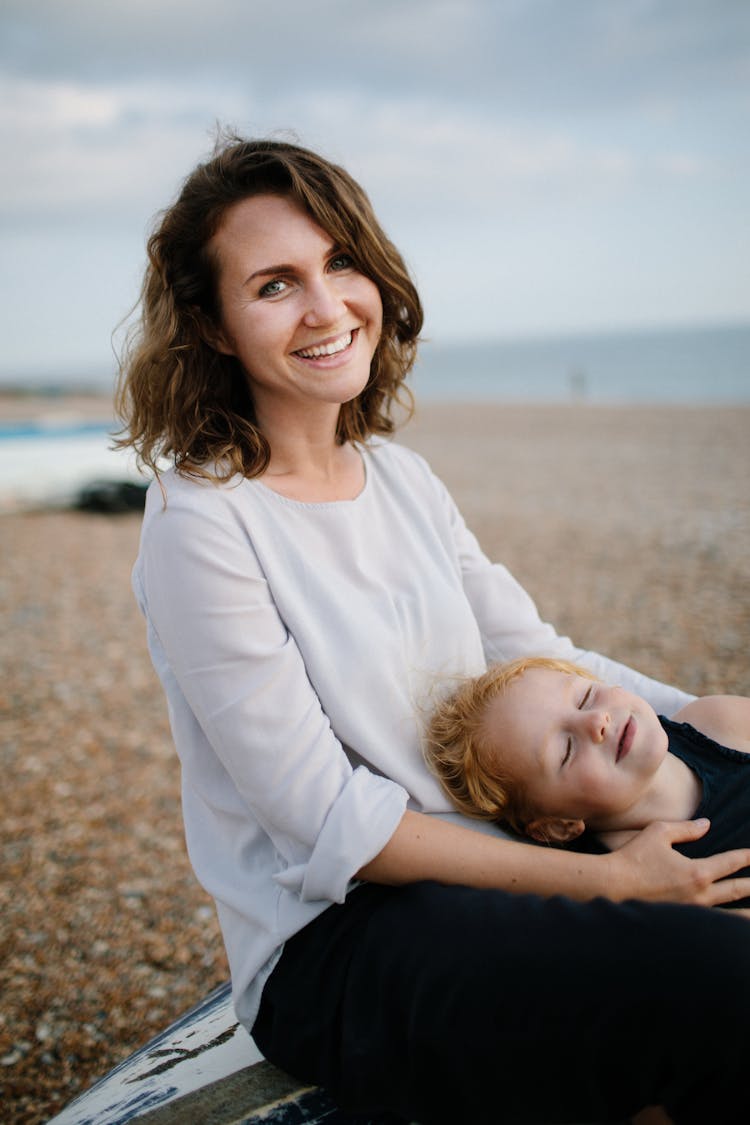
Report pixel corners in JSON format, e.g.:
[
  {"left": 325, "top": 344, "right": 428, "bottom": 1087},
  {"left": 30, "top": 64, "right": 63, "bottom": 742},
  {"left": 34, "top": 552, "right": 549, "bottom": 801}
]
[{"left": 302, "top": 278, "right": 347, "bottom": 327}]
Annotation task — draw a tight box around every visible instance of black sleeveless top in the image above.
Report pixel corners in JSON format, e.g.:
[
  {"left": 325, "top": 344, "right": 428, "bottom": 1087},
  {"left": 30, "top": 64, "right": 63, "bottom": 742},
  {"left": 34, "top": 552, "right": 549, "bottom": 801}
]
[{"left": 572, "top": 717, "right": 750, "bottom": 909}]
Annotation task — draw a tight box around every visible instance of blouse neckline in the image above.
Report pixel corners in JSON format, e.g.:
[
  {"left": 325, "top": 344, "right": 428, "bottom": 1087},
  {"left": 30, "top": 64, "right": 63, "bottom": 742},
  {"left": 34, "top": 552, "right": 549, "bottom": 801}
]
[{"left": 247, "top": 445, "right": 370, "bottom": 510}]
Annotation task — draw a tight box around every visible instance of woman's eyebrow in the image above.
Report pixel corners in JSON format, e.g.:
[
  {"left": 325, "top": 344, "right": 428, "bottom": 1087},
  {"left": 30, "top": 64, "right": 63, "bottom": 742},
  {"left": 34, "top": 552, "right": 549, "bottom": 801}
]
[
  {"left": 243, "top": 243, "right": 339, "bottom": 287},
  {"left": 243, "top": 264, "right": 294, "bottom": 286}
]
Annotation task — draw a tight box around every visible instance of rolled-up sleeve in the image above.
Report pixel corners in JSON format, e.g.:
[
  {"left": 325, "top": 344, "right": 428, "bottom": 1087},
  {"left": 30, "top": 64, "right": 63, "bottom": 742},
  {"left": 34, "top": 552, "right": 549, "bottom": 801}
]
[{"left": 274, "top": 766, "right": 407, "bottom": 902}]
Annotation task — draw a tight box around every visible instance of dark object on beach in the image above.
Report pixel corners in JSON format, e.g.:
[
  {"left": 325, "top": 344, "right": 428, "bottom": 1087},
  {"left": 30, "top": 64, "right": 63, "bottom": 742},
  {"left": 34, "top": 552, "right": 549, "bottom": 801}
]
[{"left": 75, "top": 479, "right": 148, "bottom": 513}]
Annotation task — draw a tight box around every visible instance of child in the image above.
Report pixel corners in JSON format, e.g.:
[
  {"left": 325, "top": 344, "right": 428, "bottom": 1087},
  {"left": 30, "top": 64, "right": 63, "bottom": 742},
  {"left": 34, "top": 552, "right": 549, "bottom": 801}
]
[{"left": 426, "top": 656, "right": 750, "bottom": 908}]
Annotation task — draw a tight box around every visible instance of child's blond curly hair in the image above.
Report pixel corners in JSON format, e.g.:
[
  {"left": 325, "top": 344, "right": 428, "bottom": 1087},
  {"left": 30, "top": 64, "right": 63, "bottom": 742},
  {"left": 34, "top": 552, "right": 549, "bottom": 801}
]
[{"left": 425, "top": 656, "right": 596, "bottom": 835}]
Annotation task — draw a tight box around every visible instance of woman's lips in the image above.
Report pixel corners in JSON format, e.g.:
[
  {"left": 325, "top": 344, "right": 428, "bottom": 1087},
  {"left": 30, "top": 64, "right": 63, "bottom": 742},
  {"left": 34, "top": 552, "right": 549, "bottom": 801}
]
[
  {"left": 616, "top": 717, "right": 636, "bottom": 762},
  {"left": 294, "top": 328, "right": 356, "bottom": 360}
]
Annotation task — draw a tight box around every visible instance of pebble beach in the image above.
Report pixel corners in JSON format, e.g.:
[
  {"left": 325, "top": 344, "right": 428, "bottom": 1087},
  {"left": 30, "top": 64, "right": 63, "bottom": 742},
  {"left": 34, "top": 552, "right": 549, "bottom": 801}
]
[{"left": 2, "top": 394, "right": 749, "bottom": 1123}]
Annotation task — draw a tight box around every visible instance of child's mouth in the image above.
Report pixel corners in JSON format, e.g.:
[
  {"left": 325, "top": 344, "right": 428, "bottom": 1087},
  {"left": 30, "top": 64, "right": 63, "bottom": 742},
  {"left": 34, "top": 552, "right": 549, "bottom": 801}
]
[{"left": 616, "top": 717, "right": 635, "bottom": 762}]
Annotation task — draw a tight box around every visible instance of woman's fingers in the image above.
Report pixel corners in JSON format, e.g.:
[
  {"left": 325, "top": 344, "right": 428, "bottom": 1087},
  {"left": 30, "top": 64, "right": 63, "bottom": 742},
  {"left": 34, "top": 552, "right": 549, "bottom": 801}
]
[
  {"left": 613, "top": 819, "right": 750, "bottom": 906},
  {"left": 705, "top": 878, "right": 750, "bottom": 908},
  {"left": 657, "top": 816, "right": 711, "bottom": 844},
  {"left": 656, "top": 819, "right": 750, "bottom": 905}
]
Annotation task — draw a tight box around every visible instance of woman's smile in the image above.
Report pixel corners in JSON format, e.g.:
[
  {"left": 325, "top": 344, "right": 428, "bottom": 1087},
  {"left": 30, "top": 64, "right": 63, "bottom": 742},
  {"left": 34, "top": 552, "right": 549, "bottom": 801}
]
[{"left": 293, "top": 329, "right": 355, "bottom": 361}]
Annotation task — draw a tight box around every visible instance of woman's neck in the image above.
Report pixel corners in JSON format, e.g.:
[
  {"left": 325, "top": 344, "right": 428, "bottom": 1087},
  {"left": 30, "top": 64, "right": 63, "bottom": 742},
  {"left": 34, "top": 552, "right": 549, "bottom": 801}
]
[
  {"left": 259, "top": 418, "right": 366, "bottom": 501},
  {"left": 254, "top": 402, "right": 366, "bottom": 502},
  {"left": 260, "top": 443, "right": 365, "bottom": 503}
]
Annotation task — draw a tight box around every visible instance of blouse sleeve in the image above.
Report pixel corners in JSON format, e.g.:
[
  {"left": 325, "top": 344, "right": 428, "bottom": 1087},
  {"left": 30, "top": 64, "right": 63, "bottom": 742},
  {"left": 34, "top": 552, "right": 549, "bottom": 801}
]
[
  {"left": 431, "top": 468, "right": 695, "bottom": 717},
  {"left": 135, "top": 487, "right": 408, "bottom": 905}
]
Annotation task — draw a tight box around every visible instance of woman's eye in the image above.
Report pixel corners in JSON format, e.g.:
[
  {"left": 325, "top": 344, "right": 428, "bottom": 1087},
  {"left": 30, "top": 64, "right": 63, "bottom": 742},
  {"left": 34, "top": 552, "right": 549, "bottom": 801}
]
[
  {"left": 258, "top": 278, "right": 288, "bottom": 298},
  {"left": 329, "top": 253, "right": 355, "bottom": 272},
  {"left": 578, "top": 685, "right": 592, "bottom": 710},
  {"left": 561, "top": 738, "right": 572, "bottom": 768}
]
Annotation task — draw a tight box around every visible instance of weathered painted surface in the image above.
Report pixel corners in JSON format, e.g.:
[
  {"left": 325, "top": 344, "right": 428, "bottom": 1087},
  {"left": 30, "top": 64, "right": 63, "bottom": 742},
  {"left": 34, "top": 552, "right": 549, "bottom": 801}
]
[
  {"left": 46, "top": 981, "right": 400, "bottom": 1124},
  {"left": 46, "top": 980, "right": 260, "bottom": 1123}
]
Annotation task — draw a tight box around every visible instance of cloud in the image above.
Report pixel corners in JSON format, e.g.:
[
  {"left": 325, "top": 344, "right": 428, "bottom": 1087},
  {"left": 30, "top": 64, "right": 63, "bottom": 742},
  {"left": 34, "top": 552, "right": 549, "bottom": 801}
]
[
  {"left": 1, "top": 0, "right": 743, "bottom": 227},
  {"left": 3, "top": 1, "right": 741, "bottom": 189},
  {"left": 274, "top": 91, "right": 717, "bottom": 225},
  {"left": 0, "top": 74, "right": 248, "bottom": 220},
  {"left": 0, "top": 69, "right": 716, "bottom": 230},
  {"left": 2, "top": 0, "right": 749, "bottom": 109},
  {"left": 0, "top": 0, "right": 747, "bottom": 373}
]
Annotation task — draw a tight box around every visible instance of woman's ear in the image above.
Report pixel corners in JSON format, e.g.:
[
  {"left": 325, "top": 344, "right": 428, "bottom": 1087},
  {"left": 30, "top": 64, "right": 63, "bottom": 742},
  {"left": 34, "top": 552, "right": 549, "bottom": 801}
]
[
  {"left": 207, "top": 326, "right": 235, "bottom": 356},
  {"left": 194, "top": 309, "right": 234, "bottom": 356},
  {"left": 525, "top": 817, "right": 586, "bottom": 844}
]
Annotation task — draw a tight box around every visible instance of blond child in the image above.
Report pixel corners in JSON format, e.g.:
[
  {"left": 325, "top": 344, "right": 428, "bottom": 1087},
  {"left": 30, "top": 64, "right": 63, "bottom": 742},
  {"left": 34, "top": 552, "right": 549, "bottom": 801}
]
[{"left": 427, "top": 656, "right": 750, "bottom": 908}]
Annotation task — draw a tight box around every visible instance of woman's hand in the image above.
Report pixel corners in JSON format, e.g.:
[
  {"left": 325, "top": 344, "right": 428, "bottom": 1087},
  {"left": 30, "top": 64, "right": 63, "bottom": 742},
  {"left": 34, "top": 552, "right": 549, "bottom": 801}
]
[{"left": 606, "top": 818, "right": 750, "bottom": 907}]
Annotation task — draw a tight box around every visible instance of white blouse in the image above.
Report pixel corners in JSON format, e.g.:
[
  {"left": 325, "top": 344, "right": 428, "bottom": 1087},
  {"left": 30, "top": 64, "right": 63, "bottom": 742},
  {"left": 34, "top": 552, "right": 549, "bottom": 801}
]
[{"left": 132, "top": 439, "right": 692, "bottom": 1029}]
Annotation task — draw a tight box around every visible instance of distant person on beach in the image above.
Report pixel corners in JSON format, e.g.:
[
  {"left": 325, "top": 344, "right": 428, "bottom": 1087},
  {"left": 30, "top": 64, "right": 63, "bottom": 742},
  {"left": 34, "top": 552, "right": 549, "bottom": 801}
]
[
  {"left": 427, "top": 656, "right": 750, "bottom": 912},
  {"left": 117, "top": 134, "right": 750, "bottom": 1125}
]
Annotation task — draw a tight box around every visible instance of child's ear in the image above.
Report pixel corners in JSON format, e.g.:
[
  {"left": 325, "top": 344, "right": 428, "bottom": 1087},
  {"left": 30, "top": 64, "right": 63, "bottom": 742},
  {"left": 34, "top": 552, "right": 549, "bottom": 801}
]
[{"left": 526, "top": 817, "right": 586, "bottom": 844}]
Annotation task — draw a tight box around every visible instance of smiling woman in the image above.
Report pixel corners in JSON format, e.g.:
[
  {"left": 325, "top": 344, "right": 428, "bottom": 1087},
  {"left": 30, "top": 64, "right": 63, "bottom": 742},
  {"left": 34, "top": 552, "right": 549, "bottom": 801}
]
[
  {"left": 206, "top": 194, "right": 383, "bottom": 499},
  {"left": 116, "top": 137, "right": 421, "bottom": 487},
  {"left": 113, "top": 135, "right": 750, "bottom": 1125}
]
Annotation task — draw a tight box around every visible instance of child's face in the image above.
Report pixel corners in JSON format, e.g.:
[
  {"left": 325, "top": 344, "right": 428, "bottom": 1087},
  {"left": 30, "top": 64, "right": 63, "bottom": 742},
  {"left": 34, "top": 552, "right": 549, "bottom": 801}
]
[{"left": 480, "top": 668, "right": 669, "bottom": 831}]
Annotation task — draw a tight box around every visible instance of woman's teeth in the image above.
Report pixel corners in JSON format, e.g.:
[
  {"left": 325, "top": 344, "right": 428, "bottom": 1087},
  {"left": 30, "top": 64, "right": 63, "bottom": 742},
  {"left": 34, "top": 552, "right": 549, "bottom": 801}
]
[{"left": 296, "top": 332, "right": 352, "bottom": 358}]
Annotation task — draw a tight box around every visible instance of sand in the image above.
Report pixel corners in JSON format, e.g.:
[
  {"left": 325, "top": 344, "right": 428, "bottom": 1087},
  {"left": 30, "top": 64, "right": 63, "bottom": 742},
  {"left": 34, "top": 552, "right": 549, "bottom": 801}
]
[{"left": 2, "top": 397, "right": 749, "bottom": 1123}]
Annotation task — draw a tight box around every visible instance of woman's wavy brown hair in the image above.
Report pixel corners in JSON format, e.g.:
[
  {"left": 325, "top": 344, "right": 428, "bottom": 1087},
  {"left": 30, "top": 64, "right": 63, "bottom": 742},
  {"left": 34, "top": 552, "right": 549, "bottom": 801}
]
[
  {"left": 115, "top": 134, "right": 423, "bottom": 480},
  {"left": 425, "top": 656, "right": 597, "bottom": 836}
]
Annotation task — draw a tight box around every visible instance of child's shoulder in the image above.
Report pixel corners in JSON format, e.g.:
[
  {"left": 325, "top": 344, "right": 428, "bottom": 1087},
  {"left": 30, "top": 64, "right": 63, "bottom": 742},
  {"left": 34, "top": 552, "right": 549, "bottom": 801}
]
[{"left": 671, "top": 696, "right": 750, "bottom": 755}]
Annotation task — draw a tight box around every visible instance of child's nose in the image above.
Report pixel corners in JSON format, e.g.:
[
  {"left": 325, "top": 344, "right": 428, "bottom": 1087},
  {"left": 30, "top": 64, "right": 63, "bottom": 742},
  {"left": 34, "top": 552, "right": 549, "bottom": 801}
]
[{"left": 585, "top": 709, "right": 610, "bottom": 743}]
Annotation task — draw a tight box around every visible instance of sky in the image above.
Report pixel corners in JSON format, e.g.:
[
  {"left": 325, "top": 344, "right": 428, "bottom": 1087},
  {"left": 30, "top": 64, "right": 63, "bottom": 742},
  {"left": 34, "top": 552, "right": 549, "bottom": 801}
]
[{"left": 1, "top": 0, "right": 749, "bottom": 386}]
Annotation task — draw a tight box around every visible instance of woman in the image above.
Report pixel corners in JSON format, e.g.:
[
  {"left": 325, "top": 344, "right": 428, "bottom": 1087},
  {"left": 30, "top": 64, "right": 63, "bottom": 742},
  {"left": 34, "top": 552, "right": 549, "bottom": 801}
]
[{"left": 117, "top": 136, "right": 750, "bottom": 1125}]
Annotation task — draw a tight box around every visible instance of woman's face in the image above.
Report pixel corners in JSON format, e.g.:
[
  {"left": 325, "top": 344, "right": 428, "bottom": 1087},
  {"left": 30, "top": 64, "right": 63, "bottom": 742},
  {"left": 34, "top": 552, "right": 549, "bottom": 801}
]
[{"left": 209, "top": 193, "right": 383, "bottom": 426}]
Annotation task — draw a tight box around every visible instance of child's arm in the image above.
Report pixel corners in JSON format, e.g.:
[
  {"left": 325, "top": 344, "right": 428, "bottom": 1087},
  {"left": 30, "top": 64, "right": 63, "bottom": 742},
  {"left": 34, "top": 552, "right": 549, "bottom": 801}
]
[{"left": 673, "top": 696, "right": 750, "bottom": 753}]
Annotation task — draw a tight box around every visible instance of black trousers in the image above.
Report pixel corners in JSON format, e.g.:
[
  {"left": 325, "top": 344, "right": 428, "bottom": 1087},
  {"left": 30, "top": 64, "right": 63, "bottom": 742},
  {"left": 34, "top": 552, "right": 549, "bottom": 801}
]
[{"left": 252, "top": 881, "right": 750, "bottom": 1125}]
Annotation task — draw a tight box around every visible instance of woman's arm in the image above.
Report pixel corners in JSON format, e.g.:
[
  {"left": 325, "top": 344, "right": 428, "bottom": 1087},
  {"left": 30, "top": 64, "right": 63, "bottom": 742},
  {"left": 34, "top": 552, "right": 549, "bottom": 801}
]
[
  {"left": 358, "top": 809, "right": 750, "bottom": 908},
  {"left": 426, "top": 464, "right": 695, "bottom": 717},
  {"left": 137, "top": 483, "right": 408, "bottom": 905},
  {"left": 673, "top": 696, "right": 750, "bottom": 753}
]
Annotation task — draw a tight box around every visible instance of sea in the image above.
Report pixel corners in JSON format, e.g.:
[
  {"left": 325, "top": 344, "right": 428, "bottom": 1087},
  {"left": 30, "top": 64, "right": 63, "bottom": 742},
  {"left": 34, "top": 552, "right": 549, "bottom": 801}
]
[
  {"left": 411, "top": 321, "right": 750, "bottom": 404},
  {"left": 1, "top": 321, "right": 748, "bottom": 511}
]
